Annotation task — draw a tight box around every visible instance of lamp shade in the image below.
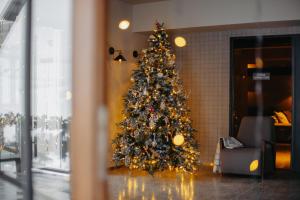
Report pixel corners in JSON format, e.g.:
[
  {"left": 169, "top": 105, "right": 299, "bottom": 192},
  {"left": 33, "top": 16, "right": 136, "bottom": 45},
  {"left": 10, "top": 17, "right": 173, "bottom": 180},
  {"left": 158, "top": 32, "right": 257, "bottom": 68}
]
[{"left": 114, "top": 53, "right": 127, "bottom": 62}]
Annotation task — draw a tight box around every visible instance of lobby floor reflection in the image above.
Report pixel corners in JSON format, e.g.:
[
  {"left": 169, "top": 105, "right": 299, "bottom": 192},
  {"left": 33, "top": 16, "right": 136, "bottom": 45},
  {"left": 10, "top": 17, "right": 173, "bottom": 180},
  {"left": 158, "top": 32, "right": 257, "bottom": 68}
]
[
  {"left": 108, "top": 166, "right": 300, "bottom": 200},
  {"left": 0, "top": 166, "right": 300, "bottom": 199}
]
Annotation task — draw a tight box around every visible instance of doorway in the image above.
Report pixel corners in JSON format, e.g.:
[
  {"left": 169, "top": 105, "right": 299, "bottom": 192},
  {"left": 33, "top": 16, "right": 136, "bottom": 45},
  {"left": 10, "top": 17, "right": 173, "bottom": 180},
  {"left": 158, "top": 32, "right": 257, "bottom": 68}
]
[{"left": 230, "top": 35, "right": 300, "bottom": 171}]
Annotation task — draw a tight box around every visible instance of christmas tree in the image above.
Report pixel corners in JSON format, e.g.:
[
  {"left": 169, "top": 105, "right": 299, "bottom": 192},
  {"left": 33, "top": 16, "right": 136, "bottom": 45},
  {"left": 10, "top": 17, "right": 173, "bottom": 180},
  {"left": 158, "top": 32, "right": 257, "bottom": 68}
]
[{"left": 112, "top": 23, "right": 200, "bottom": 174}]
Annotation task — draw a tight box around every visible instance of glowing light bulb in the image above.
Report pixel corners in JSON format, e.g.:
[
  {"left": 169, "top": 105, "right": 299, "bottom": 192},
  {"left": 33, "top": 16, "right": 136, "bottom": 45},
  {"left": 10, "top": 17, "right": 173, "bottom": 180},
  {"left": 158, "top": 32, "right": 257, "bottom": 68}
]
[
  {"left": 119, "top": 20, "right": 130, "bottom": 30},
  {"left": 174, "top": 36, "right": 187, "bottom": 47},
  {"left": 173, "top": 134, "right": 185, "bottom": 146}
]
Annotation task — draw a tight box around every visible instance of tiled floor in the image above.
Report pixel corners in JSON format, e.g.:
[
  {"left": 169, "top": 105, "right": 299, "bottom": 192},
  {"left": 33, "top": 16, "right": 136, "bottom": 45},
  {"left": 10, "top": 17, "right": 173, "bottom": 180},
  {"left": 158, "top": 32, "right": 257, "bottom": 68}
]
[{"left": 0, "top": 166, "right": 300, "bottom": 200}]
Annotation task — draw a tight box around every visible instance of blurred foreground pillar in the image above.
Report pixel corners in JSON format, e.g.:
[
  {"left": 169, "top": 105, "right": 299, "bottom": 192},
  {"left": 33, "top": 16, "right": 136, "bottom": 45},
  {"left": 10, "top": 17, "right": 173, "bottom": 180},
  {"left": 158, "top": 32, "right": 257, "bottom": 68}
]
[{"left": 71, "top": 0, "right": 108, "bottom": 199}]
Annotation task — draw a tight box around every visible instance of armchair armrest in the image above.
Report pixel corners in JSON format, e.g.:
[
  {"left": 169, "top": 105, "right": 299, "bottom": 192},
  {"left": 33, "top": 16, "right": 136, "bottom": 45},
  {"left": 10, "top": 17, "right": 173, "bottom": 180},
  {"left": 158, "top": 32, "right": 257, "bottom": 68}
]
[{"left": 262, "top": 139, "right": 276, "bottom": 153}]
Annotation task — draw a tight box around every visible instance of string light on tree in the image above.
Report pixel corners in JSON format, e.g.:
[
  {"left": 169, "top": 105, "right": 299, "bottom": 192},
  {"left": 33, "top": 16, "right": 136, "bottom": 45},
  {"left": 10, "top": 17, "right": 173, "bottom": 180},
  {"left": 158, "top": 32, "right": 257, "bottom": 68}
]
[{"left": 112, "top": 22, "right": 200, "bottom": 175}]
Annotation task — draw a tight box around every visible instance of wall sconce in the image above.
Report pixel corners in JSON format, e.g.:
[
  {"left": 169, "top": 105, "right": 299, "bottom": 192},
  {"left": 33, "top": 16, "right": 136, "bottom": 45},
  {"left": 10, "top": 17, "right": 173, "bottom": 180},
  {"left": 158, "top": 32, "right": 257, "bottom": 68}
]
[
  {"left": 109, "top": 47, "right": 127, "bottom": 62},
  {"left": 132, "top": 50, "right": 139, "bottom": 58}
]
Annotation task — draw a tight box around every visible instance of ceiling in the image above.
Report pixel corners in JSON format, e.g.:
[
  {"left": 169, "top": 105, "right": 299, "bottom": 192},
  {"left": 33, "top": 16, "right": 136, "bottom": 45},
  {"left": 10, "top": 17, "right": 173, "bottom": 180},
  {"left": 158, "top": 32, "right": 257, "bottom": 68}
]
[{"left": 122, "top": 0, "right": 167, "bottom": 4}]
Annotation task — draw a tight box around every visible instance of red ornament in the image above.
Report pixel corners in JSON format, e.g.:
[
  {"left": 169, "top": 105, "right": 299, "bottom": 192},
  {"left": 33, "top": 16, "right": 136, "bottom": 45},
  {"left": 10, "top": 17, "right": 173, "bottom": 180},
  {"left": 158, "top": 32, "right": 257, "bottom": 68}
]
[{"left": 149, "top": 107, "right": 154, "bottom": 113}]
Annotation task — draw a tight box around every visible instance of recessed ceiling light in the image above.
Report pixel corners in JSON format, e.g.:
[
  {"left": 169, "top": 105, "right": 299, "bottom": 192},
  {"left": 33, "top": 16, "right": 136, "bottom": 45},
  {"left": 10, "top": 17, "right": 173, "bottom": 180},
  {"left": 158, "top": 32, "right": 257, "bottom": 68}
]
[
  {"left": 119, "top": 20, "right": 130, "bottom": 30},
  {"left": 174, "top": 36, "right": 187, "bottom": 47}
]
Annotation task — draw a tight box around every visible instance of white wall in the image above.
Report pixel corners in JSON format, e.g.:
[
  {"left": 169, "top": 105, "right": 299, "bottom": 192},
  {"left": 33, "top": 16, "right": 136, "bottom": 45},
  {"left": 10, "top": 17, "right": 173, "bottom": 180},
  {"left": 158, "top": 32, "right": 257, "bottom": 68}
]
[{"left": 132, "top": 0, "right": 300, "bottom": 32}]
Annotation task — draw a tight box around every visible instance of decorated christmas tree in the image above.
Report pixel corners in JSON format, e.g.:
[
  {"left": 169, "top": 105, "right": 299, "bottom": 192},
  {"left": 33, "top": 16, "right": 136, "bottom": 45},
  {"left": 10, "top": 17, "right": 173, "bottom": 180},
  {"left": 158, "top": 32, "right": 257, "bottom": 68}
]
[{"left": 113, "top": 23, "right": 200, "bottom": 174}]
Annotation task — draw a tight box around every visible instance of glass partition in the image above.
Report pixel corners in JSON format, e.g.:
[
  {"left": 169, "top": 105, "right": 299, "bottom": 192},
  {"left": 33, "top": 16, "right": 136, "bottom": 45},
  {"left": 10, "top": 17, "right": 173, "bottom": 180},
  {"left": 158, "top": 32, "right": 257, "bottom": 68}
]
[
  {"left": 0, "top": 0, "right": 72, "bottom": 199},
  {"left": 31, "top": 0, "right": 72, "bottom": 171},
  {"left": 0, "top": 0, "right": 27, "bottom": 177}
]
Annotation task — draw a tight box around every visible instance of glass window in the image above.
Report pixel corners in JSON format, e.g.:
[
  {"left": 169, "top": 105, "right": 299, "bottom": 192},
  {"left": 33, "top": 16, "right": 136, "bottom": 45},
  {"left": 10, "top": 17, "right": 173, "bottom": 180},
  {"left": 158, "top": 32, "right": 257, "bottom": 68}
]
[{"left": 31, "top": 0, "right": 72, "bottom": 171}]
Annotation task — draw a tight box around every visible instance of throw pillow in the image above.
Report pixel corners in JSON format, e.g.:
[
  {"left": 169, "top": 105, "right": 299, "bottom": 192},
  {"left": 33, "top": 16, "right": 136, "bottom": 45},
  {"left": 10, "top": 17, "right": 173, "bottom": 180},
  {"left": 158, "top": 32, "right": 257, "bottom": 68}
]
[{"left": 274, "top": 111, "right": 290, "bottom": 124}]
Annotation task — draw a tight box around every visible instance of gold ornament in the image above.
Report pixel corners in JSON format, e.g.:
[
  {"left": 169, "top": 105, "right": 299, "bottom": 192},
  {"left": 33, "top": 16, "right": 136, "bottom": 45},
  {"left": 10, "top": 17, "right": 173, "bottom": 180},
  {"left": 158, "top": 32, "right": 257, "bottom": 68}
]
[
  {"left": 149, "top": 120, "right": 155, "bottom": 129},
  {"left": 173, "top": 134, "right": 185, "bottom": 146},
  {"left": 143, "top": 88, "right": 148, "bottom": 95},
  {"left": 152, "top": 140, "right": 157, "bottom": 147},
  {"left": 149, "top": 35, "right": 156, "bottom": 40},
  {"left": 160, "top": 101, "right": 166, "bottom": 110}
]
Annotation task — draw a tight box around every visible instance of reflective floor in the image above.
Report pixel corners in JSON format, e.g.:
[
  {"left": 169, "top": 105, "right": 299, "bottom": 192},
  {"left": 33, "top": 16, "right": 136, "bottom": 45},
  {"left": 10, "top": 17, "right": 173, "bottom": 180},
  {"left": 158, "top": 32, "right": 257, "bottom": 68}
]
[
  {"left": 0, "top": 166, "right": 300, "bottom": 200},
  {"left": 108, "top": 166, "right": 300, "bottom": 200},
  {"left": 0, "top": 171, "right": 70, "bottom": 200}
]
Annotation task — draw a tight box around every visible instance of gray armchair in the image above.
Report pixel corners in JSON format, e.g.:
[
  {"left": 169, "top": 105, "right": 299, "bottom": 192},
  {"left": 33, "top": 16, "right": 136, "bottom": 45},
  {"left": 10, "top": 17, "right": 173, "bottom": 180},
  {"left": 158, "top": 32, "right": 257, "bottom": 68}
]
[{"left": 220, "top": 116, "right": 276, "bottom": 176}]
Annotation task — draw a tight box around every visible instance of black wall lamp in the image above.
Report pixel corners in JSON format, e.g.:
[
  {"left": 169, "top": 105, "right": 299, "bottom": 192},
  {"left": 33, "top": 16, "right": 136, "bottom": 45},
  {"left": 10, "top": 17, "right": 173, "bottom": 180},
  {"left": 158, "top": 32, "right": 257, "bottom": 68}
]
[
  {"left": 109, "top": 47, "right": 126, "bottom": 62},
  {"left": 132, "top": 50, "right": 138, "bottom": 58},
  {"left": 109, "top": 47, "right": 139, "bottom": 63}
]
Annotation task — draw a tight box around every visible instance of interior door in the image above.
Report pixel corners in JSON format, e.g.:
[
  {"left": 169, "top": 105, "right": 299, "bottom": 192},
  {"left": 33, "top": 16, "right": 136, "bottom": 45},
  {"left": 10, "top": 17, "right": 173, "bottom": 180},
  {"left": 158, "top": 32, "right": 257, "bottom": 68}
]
[{"left": 230, "top": 36, "right": 292, "bottom": 137}]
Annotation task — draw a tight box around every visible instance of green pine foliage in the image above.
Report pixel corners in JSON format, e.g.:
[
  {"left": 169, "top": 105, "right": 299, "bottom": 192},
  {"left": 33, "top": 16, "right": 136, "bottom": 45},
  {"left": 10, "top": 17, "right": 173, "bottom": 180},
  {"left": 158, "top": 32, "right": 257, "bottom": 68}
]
[{"left": 112, "top": 23, "right": 200, "bottom": 175}]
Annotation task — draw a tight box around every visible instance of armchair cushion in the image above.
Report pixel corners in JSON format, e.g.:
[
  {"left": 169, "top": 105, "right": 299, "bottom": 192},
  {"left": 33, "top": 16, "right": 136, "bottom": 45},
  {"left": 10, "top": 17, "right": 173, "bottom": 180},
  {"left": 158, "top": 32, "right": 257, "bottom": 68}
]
[{"left": 237, "top": 117, "right": 274, "bottom": 148}]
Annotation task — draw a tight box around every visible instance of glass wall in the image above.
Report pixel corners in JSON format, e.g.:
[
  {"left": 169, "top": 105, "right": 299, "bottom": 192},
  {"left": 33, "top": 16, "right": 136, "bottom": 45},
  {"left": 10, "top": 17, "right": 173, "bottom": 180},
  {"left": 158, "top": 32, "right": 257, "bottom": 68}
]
[
  {"left": 31, "top": 0, "right": 72, "bottom": 171},
  {"left": 0, "top": 0, "right": 26, "bottom": 175}
]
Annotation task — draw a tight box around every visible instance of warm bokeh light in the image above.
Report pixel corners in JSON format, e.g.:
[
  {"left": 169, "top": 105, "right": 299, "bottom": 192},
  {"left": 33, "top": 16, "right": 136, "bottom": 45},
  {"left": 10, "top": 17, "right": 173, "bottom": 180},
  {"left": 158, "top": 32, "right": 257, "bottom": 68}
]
[
  {"left": 247, "top": 64, "right": 256, "bottom": 69},
  {"left": 174, "top": 36, "right": 187, "bottom": 47},
  {"left": 249, "top": 160, "right": 259, "bottom": 172},
  {"left": 173, "top": 134, "right": 185, "bottom": 146},
  {"left": 276, "top": 144, "right": 291, "bottom": 169},
  {"left": 119, "top": 20, "right": 130, "bottom": 30},
  {"left": 255, "top": 57, "right": 263, "bottom": 68}
]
